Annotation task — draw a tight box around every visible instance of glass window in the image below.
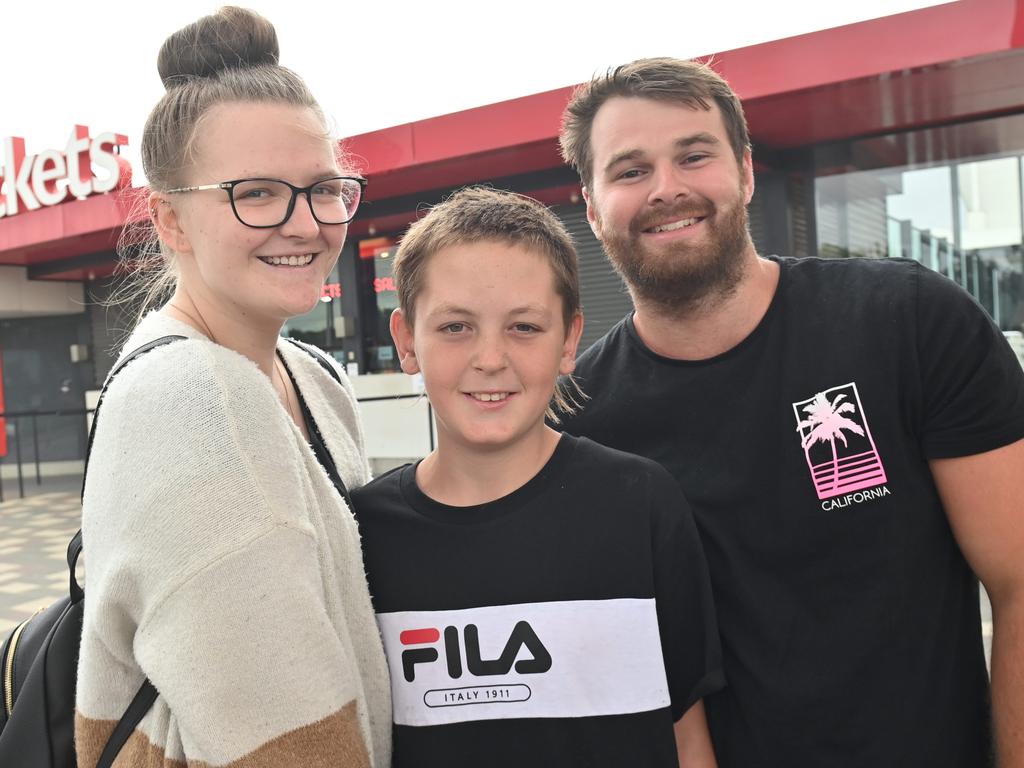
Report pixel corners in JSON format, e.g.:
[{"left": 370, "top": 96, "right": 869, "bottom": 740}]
[
  {"left": 957, "top": 158, "right": 1022, "bottom": 250},
  {"left": 357, "top": 237, "right": 402, "bottom": 374},
  {"left": 815, "top": 171, "right": 891, "bottom": 259},
  {"left": 816, "top": 166, "right": 955, "bottom": 262},
  {"left": 281, "top": 262, "right": 342, "bottom": 349},
  {"left": 813, "top": 117, "right": 1024, "bottom": 332},
  {"left": 282, "top": 297, "right": 330, "bottom": 348},
  {"left": 887, "top": 166, "right": 955, "bottom": 246}
]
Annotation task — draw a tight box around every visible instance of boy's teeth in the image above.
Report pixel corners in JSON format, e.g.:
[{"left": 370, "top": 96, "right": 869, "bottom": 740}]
[
  {"left": 651, "top": 217, "right": 699, "bottom": 233},
  {"left": 471, "top": 392, "right": 508, "bottom": 402},
  {"left": 261, "top": 253, "right": 314, "bottom": 266}
]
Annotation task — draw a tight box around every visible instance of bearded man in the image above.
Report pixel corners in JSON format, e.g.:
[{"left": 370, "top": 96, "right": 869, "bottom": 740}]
[{"left": 558, "top": 57, "right": 1024, "bottom": 768}]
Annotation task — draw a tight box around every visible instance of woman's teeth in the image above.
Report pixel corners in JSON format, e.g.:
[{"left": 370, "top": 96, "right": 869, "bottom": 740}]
[{"left": 260, "top": 253, "right": 315, "bottom": 266}]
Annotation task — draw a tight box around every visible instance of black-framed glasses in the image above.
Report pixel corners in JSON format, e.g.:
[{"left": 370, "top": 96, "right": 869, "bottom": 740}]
[{"left": 165, "top": 176, "right": 366, "bottom": 228}]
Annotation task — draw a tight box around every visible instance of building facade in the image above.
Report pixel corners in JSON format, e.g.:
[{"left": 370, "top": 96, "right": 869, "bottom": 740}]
[{"left": 2, "top": 0, "right": 1024, "bottom": 472}]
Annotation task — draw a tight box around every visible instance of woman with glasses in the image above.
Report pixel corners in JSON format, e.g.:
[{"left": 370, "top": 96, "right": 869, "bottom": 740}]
[{"left": 74, "top": 7, "right": 390, "bottom": 767}]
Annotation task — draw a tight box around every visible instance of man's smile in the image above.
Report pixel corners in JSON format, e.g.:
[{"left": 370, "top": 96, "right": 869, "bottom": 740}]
[{"left": 643, "top": 216, "right": 706, "bottom": 234}]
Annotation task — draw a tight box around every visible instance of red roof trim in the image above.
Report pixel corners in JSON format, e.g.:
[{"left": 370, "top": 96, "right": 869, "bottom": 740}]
[{"left": 4, "top": 0, "right": 1023, "bottom": 268}]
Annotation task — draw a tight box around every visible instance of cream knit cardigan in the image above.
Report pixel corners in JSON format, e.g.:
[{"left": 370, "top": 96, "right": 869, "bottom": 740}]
[{"left": 74, "top": 313, "right": 391, "bottom": 768}]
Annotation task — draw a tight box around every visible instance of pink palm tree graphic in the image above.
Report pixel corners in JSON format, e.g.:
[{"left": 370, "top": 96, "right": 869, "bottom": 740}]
[
  {"left": 797, "top": 392, "right": 865, "bottom": 494},
  {"left": 793, "top": 384, "right": 888, "bottom": 500}
]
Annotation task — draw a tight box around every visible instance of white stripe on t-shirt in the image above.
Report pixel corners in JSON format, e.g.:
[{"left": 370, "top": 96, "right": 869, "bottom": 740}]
[{"left": 377, "top": 598, "right": 669, "bottom": 726}]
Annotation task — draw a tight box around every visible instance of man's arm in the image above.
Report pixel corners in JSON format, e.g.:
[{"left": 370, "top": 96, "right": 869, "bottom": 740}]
[
  {"left": 931, "top": 438, "right": 1024, "bottom": 768},
  {"left": 674, "top": 700, "right": 718, "bottom": 768}
]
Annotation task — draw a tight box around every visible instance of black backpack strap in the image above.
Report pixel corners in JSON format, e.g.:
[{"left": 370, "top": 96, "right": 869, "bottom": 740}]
[
  {"left": 281, "top": 339, "right": 353, "bottom": 507},
  {"left": 67, "top": 530, "right": 83, "bottom": 603},
  {"left": 304, "top": 407, "right": 352, "bottom": 509},
  {"left": 74, "top": 335, "right": 187, "bottom": 597},
  {"left": 95, "top": 680, "right": 159, "bottom": 768},
  {"left": 75, "top": 335, "right": 184, "bottom": 766},
  {"left": 284, "top": 337, "right": 342, "bottom": 384}
]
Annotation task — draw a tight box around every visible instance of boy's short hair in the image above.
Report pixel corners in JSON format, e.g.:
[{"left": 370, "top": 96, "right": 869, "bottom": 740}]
[
  {"left": 392, "top": 186, "right": 584, "bottom": 420},
  {"left": 560, "top": 57, "right": 751, "bottom": 189},
  {"left": 394, "top": 186, "right": 581, "bottom": 330}
]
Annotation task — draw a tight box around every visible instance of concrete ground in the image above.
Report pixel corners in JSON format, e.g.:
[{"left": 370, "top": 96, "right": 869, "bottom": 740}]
[
  {"left": 0, "top": 480, "right": 82, "bottom": 634},
  {"left": 0, "top": 484, "right": 995, "bottom": 671}
]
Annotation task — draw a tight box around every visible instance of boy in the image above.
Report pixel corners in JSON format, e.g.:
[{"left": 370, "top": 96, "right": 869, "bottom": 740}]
[{"left": 352, "top": 187, "right": 723, "bottom": 767}]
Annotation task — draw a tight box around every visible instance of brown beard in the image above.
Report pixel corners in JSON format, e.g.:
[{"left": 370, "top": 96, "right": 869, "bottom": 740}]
[{"left": 598, "top": 189, "right": 752, "bottom": 315}]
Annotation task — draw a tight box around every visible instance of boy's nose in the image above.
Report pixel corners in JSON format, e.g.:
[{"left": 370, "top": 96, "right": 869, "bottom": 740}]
[{"left": 472, "top": 338, "right": 509, "bottom": 372}]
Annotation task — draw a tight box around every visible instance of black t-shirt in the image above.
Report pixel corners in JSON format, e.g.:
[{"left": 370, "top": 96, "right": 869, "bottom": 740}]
[
  {"left": 560, "top": 256, "right": 1024, "bottom": 768},
  {"left": 353, "top": 434, "right": 724, "bottom": 768}
]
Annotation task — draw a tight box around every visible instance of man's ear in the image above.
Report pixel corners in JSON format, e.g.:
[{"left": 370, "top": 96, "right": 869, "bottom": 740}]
[
  {"left": 582, "top": 186, "right": 602, "bottom": 241},
  {"left": 390, "top": 308, "right": 420, "bottom": 375},
  {"left": 559, "top": 311, "right": 585, "bottom": 376},
  {"left": 741, "top": 150, "right": 755, "bottom": 205},
  {"left": 150, "top": 191, "right": 193, "bottom": 255}
]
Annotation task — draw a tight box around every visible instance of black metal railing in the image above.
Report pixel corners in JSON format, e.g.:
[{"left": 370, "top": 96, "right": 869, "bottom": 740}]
[
  {"left": 0, "top": 394, "right": 434, "bottom": 503},
  {"left": 0, "top": 407, "right": 89, "bottom": 502}
]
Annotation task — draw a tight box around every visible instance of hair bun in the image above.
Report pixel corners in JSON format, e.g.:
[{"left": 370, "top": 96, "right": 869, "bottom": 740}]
[{"left": 157, "top": 6, "right": 280, "bottom": 89}]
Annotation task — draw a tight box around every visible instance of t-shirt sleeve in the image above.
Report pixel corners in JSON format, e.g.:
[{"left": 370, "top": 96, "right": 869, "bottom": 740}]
[
  {"left": 914, "top": 262, "right": 1024, "bottom": 458},
  {"left": 648, "top": 464, "right": 726, "bottom": 720}
]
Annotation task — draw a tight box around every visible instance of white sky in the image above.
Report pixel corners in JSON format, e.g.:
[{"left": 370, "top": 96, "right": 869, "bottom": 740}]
[{"left": 3, "top": 0, "right": 953, "bottom": 186}]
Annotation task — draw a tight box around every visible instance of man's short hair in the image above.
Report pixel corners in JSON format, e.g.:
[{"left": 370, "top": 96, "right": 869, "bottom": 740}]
[
  {"left": 559, "top": 57, "right": 751, "bottom": 189},
  {"left": 393, "top": 186, "right": 580, "bottom": 331}
]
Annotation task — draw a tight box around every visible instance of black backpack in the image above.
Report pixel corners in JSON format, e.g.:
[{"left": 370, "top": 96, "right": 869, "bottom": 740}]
[
  {"left": 0, "top": 334, "right": 349, "bottom": 768},
  {"left": 0, "top": 336, "right": 182, "bottom": 768}
]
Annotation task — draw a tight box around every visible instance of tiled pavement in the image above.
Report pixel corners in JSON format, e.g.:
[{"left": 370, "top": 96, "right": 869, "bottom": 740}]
[
  {"left": 0, "top": 481, "right": 995, "bottom": 670},
  {"left": 0, "top": 482, "right": 82, "bottom": 634}
]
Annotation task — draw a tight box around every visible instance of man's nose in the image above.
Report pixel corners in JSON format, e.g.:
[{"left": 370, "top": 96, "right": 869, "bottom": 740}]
[{"left": 647, "top": 162, "right": 691, "bottom": 206}]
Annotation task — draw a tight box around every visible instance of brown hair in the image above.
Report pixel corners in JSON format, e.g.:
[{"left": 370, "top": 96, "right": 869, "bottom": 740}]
[
  {"left": 393, "top": 186, "right": 584, "bottom": 419},
  {"left": 394, "top": 187, "right": 580, "bottom": 328},
  {"left": 559, "top": 57, "right": 751, "bottom": 189},
  {"left": 114, "top": 6, "right": 342, "bottom": 325}
]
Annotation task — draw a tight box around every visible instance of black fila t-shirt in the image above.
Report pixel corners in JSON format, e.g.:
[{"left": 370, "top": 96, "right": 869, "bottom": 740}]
[
  {"left": 561, "top": 256, "right": 1024, "bottom": 768},
  {"left": 352, "top": 434, "right": 724, "bottom": 768}
]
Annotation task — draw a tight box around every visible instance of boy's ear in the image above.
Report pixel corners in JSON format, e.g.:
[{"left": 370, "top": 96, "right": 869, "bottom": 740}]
[
  {"left": 559, "top": 311, "right": 585, "bottom": 376},
  {"left": 390, "top": 308, "right": 420, "bottom": 375},
  {"left": 150, "top": 191, "right": 193, "bottom": 255}
]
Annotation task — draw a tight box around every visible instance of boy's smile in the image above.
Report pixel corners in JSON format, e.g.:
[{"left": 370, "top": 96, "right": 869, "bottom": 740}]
[
  {"left": 391, "top": 240, "right": 582, "bottom": 460},
  {"left": 467, "top": 390, "right": 512, "bottom": 403}
]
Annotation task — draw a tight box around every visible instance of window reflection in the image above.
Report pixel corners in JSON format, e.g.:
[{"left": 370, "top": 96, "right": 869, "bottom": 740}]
[
  {"left": 357, "top": 237, "right": 401, "bottom": 374},
  {"left": 282, "top": 262, "right": 340, "bottom": 348},
  {"left": 958, "top": 158, "right": 1022, "bottom": 251},
  {"left": 814, "top": 122, "right": 1024, "bottom": 332}
]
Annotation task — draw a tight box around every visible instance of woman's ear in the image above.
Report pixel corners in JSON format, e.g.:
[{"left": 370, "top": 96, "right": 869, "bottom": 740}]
[
  {"left": 390, "top": 308, "right": 420, "bottom": 375},
  {"left": 150, "top": 191, "right": 193, "bottom": 255}
]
